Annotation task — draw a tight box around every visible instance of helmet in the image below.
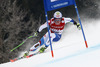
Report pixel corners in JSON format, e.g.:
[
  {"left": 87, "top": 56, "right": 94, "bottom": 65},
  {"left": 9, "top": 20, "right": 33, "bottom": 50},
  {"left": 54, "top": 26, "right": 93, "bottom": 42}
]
[{"left": 54, "top": 11, "right": 62, "bottom": 18}]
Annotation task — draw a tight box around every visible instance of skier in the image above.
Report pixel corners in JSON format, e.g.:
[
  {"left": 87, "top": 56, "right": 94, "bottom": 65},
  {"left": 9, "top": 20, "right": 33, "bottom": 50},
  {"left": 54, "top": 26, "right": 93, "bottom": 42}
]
[{"left": 24, "top": 11, "right": 81, "bottom": 56}]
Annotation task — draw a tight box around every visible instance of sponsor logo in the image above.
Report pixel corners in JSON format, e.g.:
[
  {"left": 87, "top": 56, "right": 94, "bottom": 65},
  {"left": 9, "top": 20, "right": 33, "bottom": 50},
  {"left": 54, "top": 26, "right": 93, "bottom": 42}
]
[
  {"left": 51, "top": 2, "right": 68, "bottom": 8},
  {"left": 51, "top": 0, "right": 58, "bottom": 2},
  {"left": 51, "top": 29, "right": 63, "bottom": 33},
  {"left": 51, "top": 26, "right": 64, "bottom": 28}
]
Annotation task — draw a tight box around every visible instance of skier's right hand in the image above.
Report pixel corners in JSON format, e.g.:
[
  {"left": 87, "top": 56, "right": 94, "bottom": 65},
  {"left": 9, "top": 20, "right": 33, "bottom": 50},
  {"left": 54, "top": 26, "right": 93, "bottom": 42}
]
[{"left": 34, "top": 30, "right": 39, "bottom": 36}]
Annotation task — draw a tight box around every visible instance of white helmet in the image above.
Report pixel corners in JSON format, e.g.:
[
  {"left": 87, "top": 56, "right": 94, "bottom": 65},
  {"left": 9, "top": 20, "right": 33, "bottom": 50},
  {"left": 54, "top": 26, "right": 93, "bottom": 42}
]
[{"left": 54, "top": 11, "right": 62, "bottom": 18}]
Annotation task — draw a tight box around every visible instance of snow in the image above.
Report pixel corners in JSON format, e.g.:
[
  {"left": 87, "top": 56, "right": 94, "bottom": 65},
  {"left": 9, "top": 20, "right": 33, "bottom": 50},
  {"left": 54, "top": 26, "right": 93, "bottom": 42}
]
[{"left": 0, "top": 19, "right": 100, "bottom": 67}]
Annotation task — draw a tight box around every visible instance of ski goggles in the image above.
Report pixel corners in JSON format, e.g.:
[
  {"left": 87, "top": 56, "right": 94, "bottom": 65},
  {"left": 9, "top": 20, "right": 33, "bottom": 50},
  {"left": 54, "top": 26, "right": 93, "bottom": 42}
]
[{"left": 54, "top": 18, "right": 62, "bottom": 22}]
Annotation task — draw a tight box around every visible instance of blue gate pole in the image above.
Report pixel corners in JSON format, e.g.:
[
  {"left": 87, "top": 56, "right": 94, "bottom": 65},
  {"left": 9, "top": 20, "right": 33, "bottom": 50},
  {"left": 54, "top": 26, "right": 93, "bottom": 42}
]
[
  {"left": 45, "top": 11, "right": 54, "bottom": 57},
  {"left": 73, "top": 0, "right": 88, "bottom": 48}
]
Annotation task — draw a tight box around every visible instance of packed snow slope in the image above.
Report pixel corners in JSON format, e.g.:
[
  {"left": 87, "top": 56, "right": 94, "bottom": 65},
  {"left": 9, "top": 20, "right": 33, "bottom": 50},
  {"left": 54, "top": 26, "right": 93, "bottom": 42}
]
[{"left": 0, "top": 19, "right": 100, "bottom": 67}]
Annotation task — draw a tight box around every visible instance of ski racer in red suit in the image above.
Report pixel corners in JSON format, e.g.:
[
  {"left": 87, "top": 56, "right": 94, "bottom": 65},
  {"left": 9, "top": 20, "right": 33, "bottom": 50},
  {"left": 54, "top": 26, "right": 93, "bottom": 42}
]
[{"left": 24, "top": 11, "right": 81, "bottom": 56}]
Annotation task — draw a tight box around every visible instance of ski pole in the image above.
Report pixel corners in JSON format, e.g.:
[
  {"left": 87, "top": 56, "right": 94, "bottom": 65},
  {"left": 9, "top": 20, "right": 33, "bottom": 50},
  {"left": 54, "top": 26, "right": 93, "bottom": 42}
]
[{"left": 10, "top": 35, "right": 36, "bottom": 52}]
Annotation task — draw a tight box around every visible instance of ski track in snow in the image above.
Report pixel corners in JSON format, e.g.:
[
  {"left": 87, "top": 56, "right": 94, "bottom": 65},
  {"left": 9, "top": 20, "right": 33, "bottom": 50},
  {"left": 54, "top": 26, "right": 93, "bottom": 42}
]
[
  {"left": 0, "top": 19, "right": 100, "bottom": 67},
  {"left": 36, "top": 44, "right": 100, "bottom": 67}
]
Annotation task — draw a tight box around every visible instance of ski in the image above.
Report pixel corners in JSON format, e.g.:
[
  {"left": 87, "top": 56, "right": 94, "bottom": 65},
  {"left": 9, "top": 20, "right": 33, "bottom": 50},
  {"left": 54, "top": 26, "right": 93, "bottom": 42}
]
[
  {"left": 25, "top": 51, "right": 40, "bottom": 58},
  {"left": 10, "top": 51, "right": 40, "bottom": 62},
  {"left": 10, "top": 56, "right": 24, "bottom": 62}
]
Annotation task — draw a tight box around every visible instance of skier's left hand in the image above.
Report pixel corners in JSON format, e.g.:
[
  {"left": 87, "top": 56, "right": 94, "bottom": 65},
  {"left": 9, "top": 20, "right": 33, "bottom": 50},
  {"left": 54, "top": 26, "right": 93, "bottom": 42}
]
[{"left": 77, "top": 23, "right": 81, "bottom": 30}]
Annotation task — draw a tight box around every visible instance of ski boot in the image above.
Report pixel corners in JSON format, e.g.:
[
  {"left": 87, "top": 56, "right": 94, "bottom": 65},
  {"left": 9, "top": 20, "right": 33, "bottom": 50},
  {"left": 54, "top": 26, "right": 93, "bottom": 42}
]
[
  {"left": 23, "top": 51, "right": 29, "bottom": 57},
  {"left": 39, "top": 47, "right": 47, "bottom": 53}
]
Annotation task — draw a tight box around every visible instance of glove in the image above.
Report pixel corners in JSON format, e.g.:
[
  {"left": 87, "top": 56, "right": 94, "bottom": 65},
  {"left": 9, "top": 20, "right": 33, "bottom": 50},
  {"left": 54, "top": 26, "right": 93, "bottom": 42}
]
[
  {"left": 23, "top": 51, "right": 29, "bottom": 57},
  {"left": 34, "top": 30, "right": 39, "bottom": 36},
  {"left": 77, "top": 23, "right": 81, "bottom": 30},
  {"left": 39, "top": 47, "right": 47, "bottom": 53}
]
